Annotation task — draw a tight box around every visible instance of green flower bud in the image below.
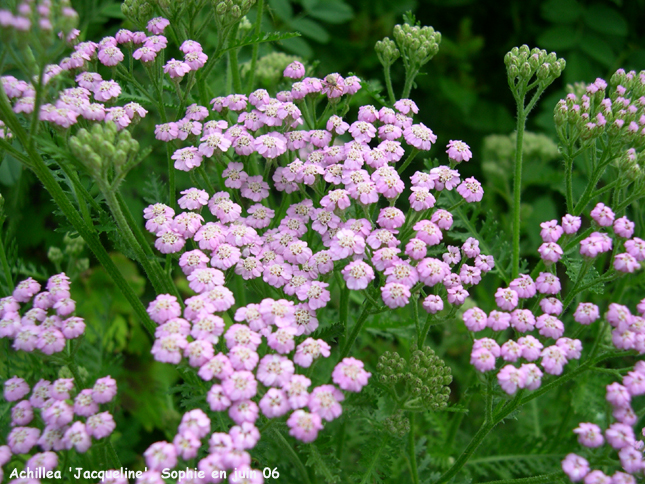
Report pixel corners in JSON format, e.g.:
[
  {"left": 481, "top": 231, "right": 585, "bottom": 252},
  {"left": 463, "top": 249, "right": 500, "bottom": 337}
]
[
  {"left": 48, "top": 246, "right": 64, "bottom": 265},
  {"left": 507, "top": 64, "right": 519, "bottom": 80},
  {"left": 536, "top": 63, "right": 550, "bottom": 80},
  {"left": 520, "top": 62, "right": 532, "bottom": 79},
  {"left": 75, "top": 258, "right": 90, "bottom": 273},
  {"left": 64, "top": 233, "right": 84, "bottom": 256}
]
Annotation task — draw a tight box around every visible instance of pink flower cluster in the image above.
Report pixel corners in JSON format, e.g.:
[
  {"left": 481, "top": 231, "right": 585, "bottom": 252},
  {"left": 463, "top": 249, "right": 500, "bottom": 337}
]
[
  {"left": 147, "top": 289, "right": 370, "bottom": 447},
  {"left": 123, "top": 356, "right": 365, "bottom": 484},
  {"left": 563, "top": 361, "right": 645, "bottom": 482},
  {"left": 0, "top": 0, "right": 78, "bottom": 33},
  {"left": 556, "top": 71, "right": 645, "bottom": 145},
  {"left": 0, "top": 274, "right": 86, "bottom": 354},
  {"left": 1, "top": 374, "right": 116, "bottom": 476},
  {"left": 465, "top": 204, "right": 645, "bottom": 395},
  {"left": 536, "top": 205, "right": 643, "bottom": 272}
]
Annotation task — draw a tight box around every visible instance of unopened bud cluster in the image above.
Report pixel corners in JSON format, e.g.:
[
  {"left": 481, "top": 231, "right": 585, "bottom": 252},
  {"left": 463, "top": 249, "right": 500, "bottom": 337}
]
[
  {"left": 505, "top": 45, "right": 565, "bottom": 90},
  {"left": 120, "top": 0, "right": 153, "bottom": 25},
  {"left": 377, "top": 345, "right": 452, "bottom": 410},
  {"left": 383, "top": 410, "right": 410, "bottom": 438},
  {"left": 554, "top": 69, "right": 645, "bottom": 181},
  {"left": 68, "top": 121, "right": 139, "bottom": 186},
  {"left": 212, "top": 0, "right": 256, "bottom": 27}
]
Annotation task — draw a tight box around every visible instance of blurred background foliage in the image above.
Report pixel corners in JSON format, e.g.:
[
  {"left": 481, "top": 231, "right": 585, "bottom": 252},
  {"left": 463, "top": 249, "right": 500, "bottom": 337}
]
[{"left": 3, "top": 0, "right": 645, "bottom": 478}]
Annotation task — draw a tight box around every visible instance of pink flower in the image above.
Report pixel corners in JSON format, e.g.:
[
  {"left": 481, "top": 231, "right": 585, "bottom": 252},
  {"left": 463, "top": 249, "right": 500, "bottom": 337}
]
[
  {"left": 13, "top": 277, "right": 40, "bottom": 302},
  {"left": 494, "top": 287, "right": 519, "bottom": 311},
  {"left": 605, "top": 422, "right": 635, "bottom": 449},
  {"left": 64, "top": 421, "right": 91, "bottom": 453},
  {"left": 309, "top": 385, "right": 344, "bottom": 421},
  {"left": 151, "top": 334, "right": 188, "bottom": 364},
  {"left": 332, "top": 358, "right": 370, "bottom": 392},
  {"left": 535, "top": 272, "right": 561, "bottom": 294},
  {"left": 561, "top": 453, "right": 589, "bottom": 482},
  {"left": 590, "top": 202, "right": 615, "bottom": 226},
  {"left": 255, "top": 132, "right": 287, "bottom": 159},
  {"left": 287, "top": 410, "right": 323, "bottom": 443},
  {"left": 470, "top": 348, "right": 496, "bottom": 372},
  {"left": 562, "top": 214, "right": 581, "bottom": 234},
  {"left": 403, "top": 123, "right": 436, "bottom": 150},
  {"left": 614, "top": 216, "right": 635, "bottom": 238},
  {"left": 147, "top": 17, "right": 169, "bottom": 34},
  {"left": 86, "top": 411, "right": 116, "bottom": 439},
  {"left": 540, "top": 220, "right": 563, "bottom": 243},
  {"left": 606, "top": 382, "right": 631, "bottom": 408},
  {"left": 540, "top": 345, "right": 567, "bottom": 375},
  {"left": 446, "top": 140, "right": 472, "bottom": 162},
  {"left": 394, "top": 99, "right": 419, "bottom": 115},
  {"left": 223, "top": 371, "right": 257, "bottom": 401},
  {"left": 538, "top": 242, "right": 563, "bottom": 263},
  {"left": 4, "top": 376, "right": 29, "bottom": 401},
  {"left": 625, "top": 237, "right": 645, "bottom": 261},
  {"left": 540, "top": 297, "right": 562, "bottom": 315},
  {"left": 256, "top": 354, "right": 294, "bottom": 387},
  {"left": 145, "top": 441, "right": 177, "bottom": 471},
  {"left": 163, "top": 59, "right": 192, "bottom": 79},
  {"left": 573, "top": 302, "right": 599, "bottom": 325},
  {"left": 487, "top": 310, "right": 511, "bottom": 331},
  {"left": 294, "top": 338, "right": 330, "bottom": 368},
  {"left": 8, "top": 426, "right": 40, "bottom": 454},
  {"left": 536, "top": 314, "right": 564, "bottom": 339},
  {"left": 614, "top": 253, "right": 639, "bottom": 273},
  {"left": 497, "top": 365, "right": 526, "bottom": 395},
  {"left": 573, "top": 422, "right": 604, "bottom": 448},
  {"left": 93, "top": 80, "right": 121, "bottom": 102},
  {"left": 381, "top": 283, "right": 410, "bottom": 308},
  {"left": 92, "top": 376, "right": 117, "bottom": 404},
  {"left": 199, "top": 132, "right": 232, "bottom": 157},
  {"left": 97, "top": 46, "right": 124, "bottom": 66},
  {"left": 463, "top": 307, "right": 487, "bottom": 331}
]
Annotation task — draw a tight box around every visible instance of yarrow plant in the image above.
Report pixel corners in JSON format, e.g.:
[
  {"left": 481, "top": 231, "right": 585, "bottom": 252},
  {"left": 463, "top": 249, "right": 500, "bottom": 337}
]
[{"left": 1, "top": 1, "right": 645, "bottom": 483}]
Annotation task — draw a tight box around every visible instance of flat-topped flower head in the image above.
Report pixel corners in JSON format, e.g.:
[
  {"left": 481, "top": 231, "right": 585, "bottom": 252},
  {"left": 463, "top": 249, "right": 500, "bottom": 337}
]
[
  {"left": 404, "top": 123, "right": 437, "bottom": 150},
  {"left": 446, "top": 140, "right": 472, "bottom": 162}
]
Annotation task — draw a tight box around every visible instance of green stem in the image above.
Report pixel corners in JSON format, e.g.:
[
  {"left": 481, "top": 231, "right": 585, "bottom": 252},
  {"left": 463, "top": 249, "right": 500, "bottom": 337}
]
[
  {"left": 409, "top": 412, "right": 419, "bottom": 484},
  {"left": 339, "top": 302, "right": 374, "bottom": 359},
  {"left": 104, "top": 190, "right": 180, "bottom": 301},
  {"left": 383, "top": 63, "right": 396, "bottom": 105},
  {"left": 0, "top": 224, "right": 14, "bottom": 292},
  {"left": 245, "top": 0, "right": 264, "bottom": 94},
  {"left": 401, "top": 66, "right": 418, "bottom": 99},
  {"left": 227, "top": 23, "right": 243, "bottom": 94},
  {"left": 481, "top": 471, "right": 565, "bottom": 484},
  {"left": 272, "top": 428, "right": 311, "bottom": 484},
  {"left": 335, "top": 271, "right": 350, "bottom": 338},
  {"left": 0, "top": 92, "right": 155, "bottom": 336},
  {"left": 397, "top": 148, "right": 419, "bottom": 175},
  {"left": 565, "top": 157, "right": 574, "bottom": 214},
  {"left": 511, "top": 101, "right": 526, "bottom": 279}
]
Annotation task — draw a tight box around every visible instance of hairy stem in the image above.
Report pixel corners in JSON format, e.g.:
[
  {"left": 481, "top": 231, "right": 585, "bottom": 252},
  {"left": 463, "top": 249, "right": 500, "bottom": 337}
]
[
  {"left": 409, "top": 413, "right": 419, "bottom": 484},
  {"left": 511, "top": 100, "right": 526, "bottom": 279},
  {"left": 245, "top": 0, "right": 265, "bottom": 94},
  {"left": 383, "top": 63, "right": 396, "bottom": 105},
  {"left": 272, "top": 428, "right": 311, "bottom": 484}
]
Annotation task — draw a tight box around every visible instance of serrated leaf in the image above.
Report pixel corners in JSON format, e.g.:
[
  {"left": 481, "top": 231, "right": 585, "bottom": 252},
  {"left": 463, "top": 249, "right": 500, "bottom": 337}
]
[
  {"left": 289, "top": 18, "right": 330, "bottom": 43},
  {"left": 562, "top": 256, "right": 604, "bottom": 294},
  {"left": 306, "top": 443, "right": 341, "bottom": 483},
  {"left": 540, "top": 0, "right": 582, "bottom": 23},
  {"left": 584, "top": 4, "right": 627, "bottom": 36},
  {"left": 578, "top": 32, "right": 616, "bottom": 67},
  {"left": 142, "top": 172, "right": 168, "bottom": 206},
  {"left": 536, "top": 25, "right": 580, "bottom": 50}
]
